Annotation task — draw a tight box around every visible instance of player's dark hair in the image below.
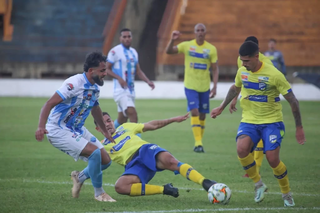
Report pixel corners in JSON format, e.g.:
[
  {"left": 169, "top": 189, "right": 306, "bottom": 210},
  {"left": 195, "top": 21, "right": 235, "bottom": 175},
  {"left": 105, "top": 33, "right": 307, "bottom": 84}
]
[
  {"left": 269, "top": 38, "right": 277, "bottom": 43},
  {"left": 94, "top": 112, "right": 110, "bottom": 126},
  {"left": 239, "top": 41, "right": 259, "bottom": 57},
  {"left": 83, "top": 51, "right": 106, "bottom": 72},
  {"left": 245, "top": 36, "right": 259, "bottom": 46},
  {"left": 120, "top": 28, "right": 131, "bottom": 35}
]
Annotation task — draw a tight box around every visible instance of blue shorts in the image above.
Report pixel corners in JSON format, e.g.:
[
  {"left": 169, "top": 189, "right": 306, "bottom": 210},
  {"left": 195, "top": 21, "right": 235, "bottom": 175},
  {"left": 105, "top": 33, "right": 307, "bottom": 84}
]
[
  {"left": 122, "top": 144, "right": 167, "bottom": 184},
  {"left": 236, "top": 122, "right": 285, "bottom": 153},
  {"left": 184, "top": 88, "right": 210, "bottom": 113}
]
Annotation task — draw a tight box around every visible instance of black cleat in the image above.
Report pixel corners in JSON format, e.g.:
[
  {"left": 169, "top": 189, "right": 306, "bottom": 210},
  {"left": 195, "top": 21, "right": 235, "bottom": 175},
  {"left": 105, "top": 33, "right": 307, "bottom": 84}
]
[
  {"left": 202, "top": 179, "right": 217, "bottom": 192},
  {"left": 193, "top": 145, "right": 205, "bottom": 153},
  {"left": 163, "top": 183, "right": 179, "bottom": 198}
]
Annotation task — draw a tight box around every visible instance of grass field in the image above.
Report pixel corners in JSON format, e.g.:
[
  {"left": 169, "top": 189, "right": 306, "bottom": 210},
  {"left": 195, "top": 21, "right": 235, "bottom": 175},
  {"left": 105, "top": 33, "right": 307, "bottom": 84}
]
[{"left": 0, "top": 97, "right": 319, "bottom": 213}]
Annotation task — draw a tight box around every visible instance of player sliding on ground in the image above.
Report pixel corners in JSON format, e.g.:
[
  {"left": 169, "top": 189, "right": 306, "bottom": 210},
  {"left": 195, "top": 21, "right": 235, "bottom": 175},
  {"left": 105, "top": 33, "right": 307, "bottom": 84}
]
[{"left": 71, "top": 112, "right": 217, "bottom": 198}]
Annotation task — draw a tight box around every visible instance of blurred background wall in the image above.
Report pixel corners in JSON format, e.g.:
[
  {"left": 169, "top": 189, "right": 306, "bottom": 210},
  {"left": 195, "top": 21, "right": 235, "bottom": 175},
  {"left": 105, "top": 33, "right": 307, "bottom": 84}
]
[{"left": 0, "top": 0, "right": 319, "bottom": 83}]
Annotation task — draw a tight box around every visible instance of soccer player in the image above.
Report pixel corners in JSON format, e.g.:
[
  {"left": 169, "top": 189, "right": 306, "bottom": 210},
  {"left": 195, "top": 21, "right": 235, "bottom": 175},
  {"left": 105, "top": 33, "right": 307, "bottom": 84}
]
[
  {"left": 166, "top": 23, "right": 219, "bottom": 153},
  {"left": 35, "top": 52, "right": 116, "bottom": 202},
  {"left": 210, "top": 41, "right": 305, "bottom": 206},
  {"left": 106, "top": 28, "right": 155, "bottom": 136},
  {"left": 264, "top": 38, "right": 286, "bottom": 76},
  {"left": 231, "top": 36, "right": 273, "bottom": 178},
  {"left": 94, "top": 112, "right": 218, "bottom": 198}
]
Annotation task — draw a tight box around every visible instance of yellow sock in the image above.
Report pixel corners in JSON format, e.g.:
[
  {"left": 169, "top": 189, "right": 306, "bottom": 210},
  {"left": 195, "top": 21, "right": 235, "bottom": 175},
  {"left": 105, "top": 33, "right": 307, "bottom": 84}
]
[
  {"left": 238, "top": 154, "right": 260, "bottom": 183},
  {"left": 130, "top": 183, "right": 164, "bottom": 196},
  {"left": 179, "top": 163, "right": 205, "bottom": 185},
  {"left": 191, "top": 116, "right": 202, "bottom": 146},
  {"left": 273, "top": 161, "right": 290, "bottom": 194},
  {"left": 200, "top": 119, "right": 205, "bottom": 138},
  {"left": 254, "top": 140, "right": 264, "bottom": 174}
]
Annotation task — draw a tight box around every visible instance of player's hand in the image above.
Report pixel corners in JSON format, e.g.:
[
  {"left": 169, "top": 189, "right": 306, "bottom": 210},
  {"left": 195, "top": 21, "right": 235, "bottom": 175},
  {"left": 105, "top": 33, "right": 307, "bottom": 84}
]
[
  {"left": 210, "top": 107, "right": 223, "bottom": 119},
  {"left": 209, "top": 87, "right": 217, "bottom": 98},
  {"left": 147, "top": 81, "right": 155, "bottom": 90},
  {"left": 173, "top": 113, "right": 189, "bottom": 123},
  {"left": 171, "top": 31, "right": 181, "bottom": 40},
  {"left": 103, "top": 132, "right": 115, "bottom": 144},
  {"left": 296, "top": 126, "right": 306, "bottom": 145},
  {"left": 118, "top": 78, "right": 128, "bottom": 89},
  {"left": 229, "top": 99, "right": 238, "bottom": 114},
  {"left": 35, "top": 127, "right": 49, "bottom": 141}
]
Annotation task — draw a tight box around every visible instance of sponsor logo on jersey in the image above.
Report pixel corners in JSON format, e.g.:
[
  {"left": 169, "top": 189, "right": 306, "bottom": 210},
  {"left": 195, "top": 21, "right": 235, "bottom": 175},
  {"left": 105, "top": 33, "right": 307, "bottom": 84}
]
[
  {"left": 67, "top": 83, "right": 74, "bottom": 91},
  {"left": 258, "top": 76, "right": 269, "bottom": 82},
  {"left": 189, "top": 46, "right": 196, "bottom": 51}
]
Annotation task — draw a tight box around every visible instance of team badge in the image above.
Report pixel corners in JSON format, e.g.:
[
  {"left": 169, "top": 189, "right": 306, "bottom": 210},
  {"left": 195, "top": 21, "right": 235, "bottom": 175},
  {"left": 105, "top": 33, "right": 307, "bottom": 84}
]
[{"left": 67, "top": 83, "right": 74, "bottom": 91}]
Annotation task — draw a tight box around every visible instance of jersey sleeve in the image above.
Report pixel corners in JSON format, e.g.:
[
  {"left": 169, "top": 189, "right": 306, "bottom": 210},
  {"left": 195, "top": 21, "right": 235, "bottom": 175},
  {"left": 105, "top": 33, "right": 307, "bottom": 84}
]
[
  {"left": 275, "top": 72, "right": 292, "bottom": 96},
  {"left": 234, "top": 69, "right": 243, "bottom": 87},
  {"left": 132, "top": 48, "right": 139, "bottom": 62},
  {"left": 56, "top": 78, "right": 79, "bottom": 101},
  {"left": 177, "top": 41, "right": 187, "bottom": 54},
  {"left": 122, "top": 123, "right": 144, "bottom": 134},
  {"left": 107, "top": 48, "right": 117, "bottom": 64},
  {"left": 210, "top": 46, "right": 218, "bottom": 63}
]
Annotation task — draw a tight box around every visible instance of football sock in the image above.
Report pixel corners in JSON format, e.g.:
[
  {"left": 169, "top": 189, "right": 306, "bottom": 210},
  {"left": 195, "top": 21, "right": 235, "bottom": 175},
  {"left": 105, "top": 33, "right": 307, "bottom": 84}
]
[
  {"left": 200, "top": 119, "right": 205, "bottom": 138},
  {"left": 87, "top": 149, "right": 104, "bottom": 197},
  {"left": 273, "top": 161, "right": 290, "bottom": 194},
  {"left": 130, "top": 183, "right": 164, "bottom": 196},
  {"left": 78, "top": 161, "right": 111, "bottom": 183},
  {"left": 191, "top": 116, "right": 202, "bottom": 146},
  {"left": 238, "top": 154, "right": 261, "bottom": 183},
  {"left": 114, "top": 119, "right": 120, "bottom": 129},
  {"left": 178, "top": 163, "right": 205, "bottom": 185}
]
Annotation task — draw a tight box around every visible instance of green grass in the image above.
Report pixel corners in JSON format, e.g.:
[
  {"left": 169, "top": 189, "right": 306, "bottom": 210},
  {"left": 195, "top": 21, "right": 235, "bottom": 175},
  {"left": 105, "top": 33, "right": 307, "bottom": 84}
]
[{"left": 0, "top": 97, "right": 319, "bottom": 213}]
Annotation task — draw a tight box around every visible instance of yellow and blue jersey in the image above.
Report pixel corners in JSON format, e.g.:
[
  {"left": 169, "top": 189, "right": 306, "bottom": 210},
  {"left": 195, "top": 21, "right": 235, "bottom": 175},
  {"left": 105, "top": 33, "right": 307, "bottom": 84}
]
[
  {"left": 234, "top": 62, "right": 292, "bottom": 124},
  {"left": 237, "top": 52, "right": 273, "bottom": 69},
  {"left": 102, "top": 123, "right": 148, "bottom": 166},
  {"left": 177, "top": 39, "right": 218, "bottom": 92}
]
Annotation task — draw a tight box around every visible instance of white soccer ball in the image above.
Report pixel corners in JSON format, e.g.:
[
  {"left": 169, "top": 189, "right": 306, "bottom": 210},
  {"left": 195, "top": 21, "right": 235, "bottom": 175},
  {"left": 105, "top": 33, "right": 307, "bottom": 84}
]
[{"left": 207, "top": 183, "right": 232, "bottom": 205}]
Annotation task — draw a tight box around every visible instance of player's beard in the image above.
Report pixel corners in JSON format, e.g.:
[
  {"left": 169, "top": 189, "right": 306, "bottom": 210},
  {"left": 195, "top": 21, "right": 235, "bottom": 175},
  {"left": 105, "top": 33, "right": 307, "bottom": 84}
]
[{"left": 92, "top": 75, "right": 104, "bottom": 86}]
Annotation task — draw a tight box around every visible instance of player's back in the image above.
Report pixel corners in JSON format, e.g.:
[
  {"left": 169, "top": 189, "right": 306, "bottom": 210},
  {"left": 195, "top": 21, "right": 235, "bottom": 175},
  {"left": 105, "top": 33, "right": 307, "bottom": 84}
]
[
  {"left": 103, "top": 123, "right": 148, "bottom": 166},
  {"left": 235, "top": 62, "right": 291, "bottom": 124}
]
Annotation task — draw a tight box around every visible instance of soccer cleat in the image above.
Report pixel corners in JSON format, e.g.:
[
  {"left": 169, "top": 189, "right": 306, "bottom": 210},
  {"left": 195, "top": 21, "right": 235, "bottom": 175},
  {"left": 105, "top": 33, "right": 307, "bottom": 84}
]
[
  {"left": 193, "top": 145, "right": 205, "bottom": 153},
  {"left": 163, "top": 183, "right": 179, "bottom": 198},
  {"left": 95, "top": 193, "right": 116, "bottom": 202},
  {"left": 202, "top": 179, "right": 217, "bottom": 192},
  {"left": 283, "top": 192, "right": 295, "bottom": 207},
  {"left": 242, "top": 173, "right": 249, "bottom": 178},
  {"left": 70, "top": 171, "right": 83, "bottom": 198},
  {"left": 254, "top": 183, "right": 268, "bottom": 203}
]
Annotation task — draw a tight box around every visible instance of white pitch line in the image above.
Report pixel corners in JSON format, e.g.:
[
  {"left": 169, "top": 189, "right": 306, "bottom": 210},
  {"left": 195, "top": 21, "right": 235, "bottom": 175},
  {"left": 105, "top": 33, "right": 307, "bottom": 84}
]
[
  {"left": 0, "top": 178, "right": 319, "bottom": 197},
  {"left": 86, "top": 207, "right": 320, "bottom": 213}
]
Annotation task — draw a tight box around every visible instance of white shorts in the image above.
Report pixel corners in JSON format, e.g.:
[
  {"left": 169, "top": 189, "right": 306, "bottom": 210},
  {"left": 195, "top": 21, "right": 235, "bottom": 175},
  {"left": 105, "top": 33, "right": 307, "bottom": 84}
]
[
  {"left": 114, "top": 92, "right": 135, "bottom": 117},
  {"left": 46, "top": 124, "right": 103, "bottom": 161}
]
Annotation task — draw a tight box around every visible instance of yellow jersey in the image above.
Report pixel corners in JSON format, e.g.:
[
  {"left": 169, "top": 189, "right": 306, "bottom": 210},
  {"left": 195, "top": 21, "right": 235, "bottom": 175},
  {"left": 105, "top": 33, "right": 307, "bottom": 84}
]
[
  {"left": 237, "top": 52, "right": 273, "bottom": 69},
  {"left": 102, "top": 123, "right": 148, "bottom": 166},
  {"left": 177, "top": 39, "right": 218, "bottom": 92},
  {"left": 234, "top": 62, "right": 292, "bottom": 124}
]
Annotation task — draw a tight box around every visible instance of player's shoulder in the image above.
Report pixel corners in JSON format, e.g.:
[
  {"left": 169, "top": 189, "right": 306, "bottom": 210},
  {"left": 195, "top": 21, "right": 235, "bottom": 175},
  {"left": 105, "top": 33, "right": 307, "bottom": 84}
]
[
  {"left": 64, "top": 74, "right": 83, "bottom": 86},
  {"left": 121, "top": 122, "right": 141, "bottom": 129},
  {"left": 129, "top": 47, "right": 138, "bottom": 55},
  {"left": 204, "top": 41, "right": 217, "bottom": 50}
]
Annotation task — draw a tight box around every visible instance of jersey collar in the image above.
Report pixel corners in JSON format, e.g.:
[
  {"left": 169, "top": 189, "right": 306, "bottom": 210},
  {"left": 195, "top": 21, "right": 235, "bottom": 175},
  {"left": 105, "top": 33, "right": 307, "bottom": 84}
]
[
  {"left": 83, "top": 72, "right": 95, "bottom": 86},
  {"left": 193, "top": 39, "right": 206, "bottom": 47}
]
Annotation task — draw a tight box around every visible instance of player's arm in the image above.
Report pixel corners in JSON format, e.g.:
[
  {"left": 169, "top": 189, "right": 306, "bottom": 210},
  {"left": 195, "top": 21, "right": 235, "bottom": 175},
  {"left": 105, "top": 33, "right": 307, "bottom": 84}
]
[
  {"left": 210, "top": 62, "right": 219, "bottom": 98},
  {"left": 35, "top": 93, "right": 63, "bottom": 141},
  {"left": 165, "top": 31, "right": 181, "bottom": 54},
  {"left": 142, "top": 113, "right": 189, "bottom": 132},
  {"left": 105, "top": 61, "right": 127, "bottom": 89},
  {"left": 136, "top": 63, "right": 155, "bottom": 90},
  {"left": 91, "top": 105, "right": 115, "bottom": 143}
]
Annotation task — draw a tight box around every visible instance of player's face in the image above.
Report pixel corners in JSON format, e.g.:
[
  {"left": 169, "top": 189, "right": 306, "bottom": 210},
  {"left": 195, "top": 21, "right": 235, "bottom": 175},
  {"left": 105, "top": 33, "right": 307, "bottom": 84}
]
[
  {"left": 240, "top": 54, "right": 259, "bottom": 71},
  {"left": 120, "top": 31, "right": 132, "bottom": 48},
  {"left": 91, "top": 62, "right": 107, "bottom": 86},
  {"left": 103, "top": 114, "right": 116, "bottom": 135},
  {"left": 195, "top": 25, "right": 206, "bottom": 40},
  {"left": 268, "top": 41, "right": 276, "bottom": 50}
]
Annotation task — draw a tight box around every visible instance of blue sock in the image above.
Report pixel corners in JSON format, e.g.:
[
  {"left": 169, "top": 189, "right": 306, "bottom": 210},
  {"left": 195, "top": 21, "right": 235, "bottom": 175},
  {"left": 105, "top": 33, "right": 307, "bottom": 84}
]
[
  {"left": 79, "top": 161, "right": 111, "bottom": 183},
  {"left": 136, "top": 133, "right": 142, "bottom": 138},
  {"left": 114, "top": 119, "right": 120, "bottom": 129},
  {"left": 88, "top": 149, "right": 102, "bottom": 188}
]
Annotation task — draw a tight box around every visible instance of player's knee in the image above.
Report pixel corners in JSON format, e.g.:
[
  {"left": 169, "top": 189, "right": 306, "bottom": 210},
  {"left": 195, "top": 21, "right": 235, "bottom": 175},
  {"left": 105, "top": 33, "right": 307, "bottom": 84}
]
[
  {"left": 266, "top": 155, "right": 280, "bottom": 168},
  {"left": 237, "top": 146, "right": 250, "bottom": 158},
  {"left": 100, "top": 149, "right": 111, "bottom": 164}
]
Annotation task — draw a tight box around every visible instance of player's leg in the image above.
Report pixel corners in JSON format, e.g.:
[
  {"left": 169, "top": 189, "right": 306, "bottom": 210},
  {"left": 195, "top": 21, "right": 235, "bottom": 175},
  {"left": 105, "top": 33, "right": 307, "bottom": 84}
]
[
  {"left": 254, "top": 139, "right": 264, "bottom": 174},
  {"left": 185, "top": 88, "right": 202, "bottom": 152},
  {"left": 114, "top": 95, "right": 129, "bottom": 128},
  {"left": 236, "top": 123, "right": 267, "bottom": 203},
  {"left": 263, "top": 122, "right": 294, "bottom": 207},
  {"left": 125, "top": 96, "right": 141, "bottom": 137},
  {"left": 156, "top": 150, "right": 216, "bottom": 192},
  {"left": 197, "top": 89, "right": 210, "bottom": 152}
]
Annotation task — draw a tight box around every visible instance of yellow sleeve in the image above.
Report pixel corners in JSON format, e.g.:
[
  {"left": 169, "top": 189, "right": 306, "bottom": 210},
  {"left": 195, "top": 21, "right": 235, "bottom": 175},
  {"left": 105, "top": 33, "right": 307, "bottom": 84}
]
[
  {"left": 177, "top": 41, "right": 187, "bottom": 54},
  {"left": 234, "top": 69, "right": 242, "bottom": 87},
  {"left": 275, "top": 73, "right": 292, "bottom": 95},
  {"left": 122, "top": 123, "right": 145, "bottom": 134},
  {"left": 210, "top": 46, "right": 218, "bottom": 63},
  {"left": 237, "top": 56, "right": 242, "bottom": 68},
  {"left": 261, "top": 54, "right": 273, "bottom": 66}
]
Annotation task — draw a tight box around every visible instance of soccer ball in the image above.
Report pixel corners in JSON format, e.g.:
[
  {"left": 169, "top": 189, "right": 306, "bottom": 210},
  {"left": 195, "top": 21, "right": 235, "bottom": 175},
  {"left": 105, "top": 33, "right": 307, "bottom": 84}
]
[{"left": 207, "top": 183, "right": 231, "bottom": 204}]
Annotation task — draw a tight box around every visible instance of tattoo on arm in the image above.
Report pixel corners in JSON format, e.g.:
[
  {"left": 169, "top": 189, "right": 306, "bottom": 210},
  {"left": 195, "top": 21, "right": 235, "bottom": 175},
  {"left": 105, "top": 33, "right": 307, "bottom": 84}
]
[
  {"left": 284, "top": 92, "right": 302, "bottom": 127},
  {"left": 221, "top": 85, "right": 241, "bottom": 109}
]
